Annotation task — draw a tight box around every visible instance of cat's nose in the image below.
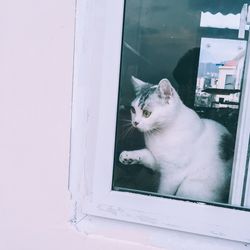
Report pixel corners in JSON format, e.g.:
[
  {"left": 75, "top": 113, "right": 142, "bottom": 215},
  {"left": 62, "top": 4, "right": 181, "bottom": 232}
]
[{"left": 134, "top": 121, "right": 139, "bottom": 126}]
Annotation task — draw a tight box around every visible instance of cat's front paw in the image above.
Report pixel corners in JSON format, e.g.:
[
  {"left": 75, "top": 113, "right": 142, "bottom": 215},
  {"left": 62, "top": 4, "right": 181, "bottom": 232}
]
[{"left": 119, "top": 151, "right": 140, "bottom": 165}]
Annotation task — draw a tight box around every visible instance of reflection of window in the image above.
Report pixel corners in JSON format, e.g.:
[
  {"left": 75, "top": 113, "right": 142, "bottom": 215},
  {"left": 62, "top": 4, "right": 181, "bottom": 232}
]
[
  {"left": 204, "top": 77, "right": 212, "bottom": 88},
  {"left": 70, "top": 0, "right": 250, "bottom": 245},
  {"left": 225, "top": 74, "right": 236, "bottom": 89}
]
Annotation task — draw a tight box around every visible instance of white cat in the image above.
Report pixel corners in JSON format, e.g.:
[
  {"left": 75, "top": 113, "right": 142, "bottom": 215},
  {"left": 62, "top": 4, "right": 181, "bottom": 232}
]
[{"left": 119, "top": 76, "right": 233, "bottom": 203}]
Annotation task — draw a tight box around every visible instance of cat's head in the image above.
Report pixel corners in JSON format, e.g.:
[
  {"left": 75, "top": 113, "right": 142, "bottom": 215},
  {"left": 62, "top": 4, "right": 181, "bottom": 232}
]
[{"left": 129, "top": 76, "right": 180, "bottom": 133}]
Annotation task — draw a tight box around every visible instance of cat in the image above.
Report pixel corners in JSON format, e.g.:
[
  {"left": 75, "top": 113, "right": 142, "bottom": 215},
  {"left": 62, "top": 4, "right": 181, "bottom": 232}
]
[{"left": 119, "top": 76, "right": 233, "bottom": 203}]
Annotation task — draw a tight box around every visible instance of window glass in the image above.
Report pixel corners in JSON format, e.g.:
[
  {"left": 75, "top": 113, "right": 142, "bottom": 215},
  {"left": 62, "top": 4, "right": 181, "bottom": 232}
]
[{"left": 112, "top": 0, "right": 250, "bottom": 208}]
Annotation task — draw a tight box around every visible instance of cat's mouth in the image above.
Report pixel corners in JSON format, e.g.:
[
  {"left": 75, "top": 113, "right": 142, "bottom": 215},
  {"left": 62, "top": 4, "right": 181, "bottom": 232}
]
[
  {"left": 131, "top": 122, "right": 144, "bottom": 132},
  {"left": 131, "top": 120, "right": 161, "bottom": 133}
]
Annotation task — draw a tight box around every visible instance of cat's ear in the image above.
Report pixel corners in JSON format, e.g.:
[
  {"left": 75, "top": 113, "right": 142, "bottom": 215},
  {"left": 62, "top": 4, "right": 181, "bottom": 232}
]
[
  {"left": 131, "top": 76, "right": 149, "bottom": 95},
  {"left": 157, "top": 79, "right": 174, "bottom": 101}
]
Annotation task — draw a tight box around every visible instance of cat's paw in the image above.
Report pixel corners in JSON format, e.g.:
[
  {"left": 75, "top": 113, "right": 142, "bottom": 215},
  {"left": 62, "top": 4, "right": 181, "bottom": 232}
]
[{"left": 119, "top": 151, "right": 140, "bottom": 165}]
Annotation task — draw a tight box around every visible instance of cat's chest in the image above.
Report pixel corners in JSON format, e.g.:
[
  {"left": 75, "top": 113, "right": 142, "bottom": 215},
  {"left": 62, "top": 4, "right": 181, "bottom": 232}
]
[{"left": 145, "top": 133, "right": 191, "bottom": 165}]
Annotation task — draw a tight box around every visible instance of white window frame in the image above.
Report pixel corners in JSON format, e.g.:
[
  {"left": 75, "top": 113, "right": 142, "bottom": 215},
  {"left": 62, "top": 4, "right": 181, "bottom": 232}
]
[{"left": 69, "top": 0, "right": 250, "bottom": 243}]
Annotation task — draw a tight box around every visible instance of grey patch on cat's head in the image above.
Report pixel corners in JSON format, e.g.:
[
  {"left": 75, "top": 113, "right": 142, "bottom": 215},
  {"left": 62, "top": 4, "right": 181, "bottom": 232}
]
[
  {"left": 131, "top": 76, "right": 174, "bottom": 108},
  {"left": 138, "top": 86, "right": 157, "bottom": 109},
  {"left": 219, "top": 133, "right": 234, "bottom": 161}
]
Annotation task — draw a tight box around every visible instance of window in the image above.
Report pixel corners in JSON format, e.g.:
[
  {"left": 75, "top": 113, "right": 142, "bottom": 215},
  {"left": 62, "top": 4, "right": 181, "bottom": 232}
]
[
  {"left": 225, "top": 75, "right": 236, "bottom": 89},
  {"left": 69, "top": 0, "right": 250, "bottom": 243}
]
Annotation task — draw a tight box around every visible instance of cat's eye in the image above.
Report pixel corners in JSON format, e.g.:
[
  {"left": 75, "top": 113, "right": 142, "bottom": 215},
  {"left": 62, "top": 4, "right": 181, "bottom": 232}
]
[
  {"left": 130, "top": 106, "right": 136, "bottom": 114},
  {"left": 143, "top": 110, "right": 151, "bottom": 118}
]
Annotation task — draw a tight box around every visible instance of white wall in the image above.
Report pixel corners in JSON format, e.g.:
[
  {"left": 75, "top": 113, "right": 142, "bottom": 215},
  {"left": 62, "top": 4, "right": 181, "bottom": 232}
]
[{"left": 0, "top": 1, "right": 161, "bottom": 249}]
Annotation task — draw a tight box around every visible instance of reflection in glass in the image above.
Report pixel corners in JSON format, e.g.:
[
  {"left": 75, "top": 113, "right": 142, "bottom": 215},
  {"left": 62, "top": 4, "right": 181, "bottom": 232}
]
[
  {"left": 112, "top": 0, "right": 249, "bottom": 208},
  {"left": 195, "top": 38, "right": 246, "bottom": 109}
]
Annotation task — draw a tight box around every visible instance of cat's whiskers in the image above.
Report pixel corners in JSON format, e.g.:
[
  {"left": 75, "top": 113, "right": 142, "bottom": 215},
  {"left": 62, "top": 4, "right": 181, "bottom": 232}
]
[
  {"left": 120, "top": 125, "right": 135, "bottom": 139},
  {"left": 122, "top": 121, "right": 132, "bottom": 127},
  {"left": 120, "top": 118, "right": 132, "bottom": 123},
  {"left": 121, "top": 121, "right": 133, "bottom": 130},
  {"left": 118, "top": 117, "right": 136, "bottom": 139}
]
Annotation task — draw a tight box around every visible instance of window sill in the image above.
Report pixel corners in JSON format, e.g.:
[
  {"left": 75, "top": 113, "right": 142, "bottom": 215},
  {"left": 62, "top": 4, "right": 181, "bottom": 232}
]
[{"left": 71, "top": 213, "right": 249, "bottom": 250}]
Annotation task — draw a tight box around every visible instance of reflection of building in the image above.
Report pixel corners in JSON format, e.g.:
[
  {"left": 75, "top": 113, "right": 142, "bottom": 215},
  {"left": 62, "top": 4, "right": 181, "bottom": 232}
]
[
  {"left": 213, "top": 50, "right": 245, "bottom": 108},
  {"left": 195, "top": 49, "right": 245, "bottom": 109},
  {"left": 195, "top": 74, "right": 218, "bottom": 107}
]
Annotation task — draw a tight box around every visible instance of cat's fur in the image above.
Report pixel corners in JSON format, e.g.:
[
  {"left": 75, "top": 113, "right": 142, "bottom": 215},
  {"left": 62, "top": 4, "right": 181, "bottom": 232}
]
[{"left": 119, "top": 76, "right": 232, "bottom": 203}]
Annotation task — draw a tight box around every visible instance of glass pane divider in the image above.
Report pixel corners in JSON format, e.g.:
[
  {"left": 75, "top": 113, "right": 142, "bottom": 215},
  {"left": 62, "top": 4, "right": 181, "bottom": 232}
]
[{"left": 229, "top": 25, "right": 250, "bottom": 206}]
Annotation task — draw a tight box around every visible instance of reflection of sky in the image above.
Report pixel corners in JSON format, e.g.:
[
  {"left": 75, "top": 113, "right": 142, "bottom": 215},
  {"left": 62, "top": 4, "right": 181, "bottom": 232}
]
[{"left": 199, "top": 38, "right": 247, "bottom": 63}]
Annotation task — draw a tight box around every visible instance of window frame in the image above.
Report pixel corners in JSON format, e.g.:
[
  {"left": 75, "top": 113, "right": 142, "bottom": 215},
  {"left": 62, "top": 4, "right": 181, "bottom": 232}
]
[{"left": 69, "top": 0, "right": 250, "bottom": 243}]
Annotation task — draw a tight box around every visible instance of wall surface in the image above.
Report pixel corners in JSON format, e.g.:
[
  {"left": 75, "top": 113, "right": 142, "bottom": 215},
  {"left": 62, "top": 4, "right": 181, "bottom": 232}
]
[
  {"left": 0, "top": 0, "right": 249, "bottom": 250},
  {"left": 0, "top": 1, "right": 160, "bottom": 249}
]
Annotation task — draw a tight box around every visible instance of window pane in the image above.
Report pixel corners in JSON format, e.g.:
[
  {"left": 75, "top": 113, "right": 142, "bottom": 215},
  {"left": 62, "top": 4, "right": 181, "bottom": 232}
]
[{"left": 112, "top": 0, "right": 250, "bottom": 209}]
